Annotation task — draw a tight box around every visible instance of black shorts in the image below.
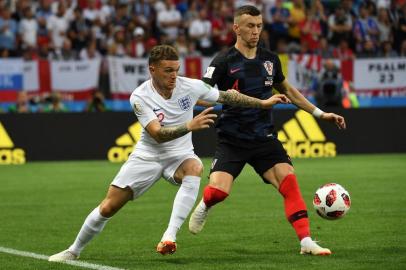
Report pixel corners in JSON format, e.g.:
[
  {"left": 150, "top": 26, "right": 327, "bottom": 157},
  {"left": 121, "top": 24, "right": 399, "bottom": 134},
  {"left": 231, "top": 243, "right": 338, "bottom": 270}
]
[{"left": 210, "top": 135, "right": 292, "bottom": 183}]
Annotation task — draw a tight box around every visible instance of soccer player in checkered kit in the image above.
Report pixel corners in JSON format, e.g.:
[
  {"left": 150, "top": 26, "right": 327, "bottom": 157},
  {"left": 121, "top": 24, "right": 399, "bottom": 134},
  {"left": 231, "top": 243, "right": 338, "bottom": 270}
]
[
  {"left": 189, "top": 5, "right": 346, "bottom": 255},
  {"left": 48, "top": 45, "right": 291, "bottom": 261}
]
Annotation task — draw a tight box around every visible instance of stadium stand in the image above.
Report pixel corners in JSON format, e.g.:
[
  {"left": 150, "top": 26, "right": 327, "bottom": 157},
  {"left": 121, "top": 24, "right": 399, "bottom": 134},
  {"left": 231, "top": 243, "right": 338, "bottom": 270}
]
[{"left": 0, "top": 0, "right": 406, "bottom": 112}]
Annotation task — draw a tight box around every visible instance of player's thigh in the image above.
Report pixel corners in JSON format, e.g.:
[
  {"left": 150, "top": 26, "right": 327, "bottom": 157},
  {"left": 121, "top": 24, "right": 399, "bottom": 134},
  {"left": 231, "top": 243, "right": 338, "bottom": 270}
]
[
  {"left": 111, "top": 155, "right": 163, "bottom": 199},
  {"left": 173, "top": 157, "right": 204, "bottom": 181},
  {"left": 210, "top": 143, "right": 249, "bottom": 182},
  {"left": 248, "top": 139, "right": 293, "bottom": 187},
  {"left": 209, "top": 142, "right": 247, "bottom": 192},
  {"left": 163, "top": 152, "right": 203, "bottom": 184}
]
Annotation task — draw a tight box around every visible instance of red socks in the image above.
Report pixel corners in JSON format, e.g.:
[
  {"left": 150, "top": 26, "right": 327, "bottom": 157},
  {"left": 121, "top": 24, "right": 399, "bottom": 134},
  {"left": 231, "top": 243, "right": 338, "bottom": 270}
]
[
  {"left": 278, "top": 174, "right": 310, "bottom": 240},
  {"left": 203, "top": 186, "right": 229, "bottom": 208}
]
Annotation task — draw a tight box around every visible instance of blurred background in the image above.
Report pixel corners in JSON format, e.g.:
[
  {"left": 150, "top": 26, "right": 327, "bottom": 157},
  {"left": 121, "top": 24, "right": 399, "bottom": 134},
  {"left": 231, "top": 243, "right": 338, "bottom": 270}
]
[{"left": 0, "top": 0, "right": 405, "bottom": 163}]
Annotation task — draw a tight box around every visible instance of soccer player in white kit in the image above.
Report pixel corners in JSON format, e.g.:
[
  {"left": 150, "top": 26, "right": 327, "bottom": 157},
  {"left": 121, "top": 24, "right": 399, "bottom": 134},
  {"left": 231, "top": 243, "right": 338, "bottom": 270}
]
[{"left": 49, "top": 45, "right": 291, "bottom": 261}]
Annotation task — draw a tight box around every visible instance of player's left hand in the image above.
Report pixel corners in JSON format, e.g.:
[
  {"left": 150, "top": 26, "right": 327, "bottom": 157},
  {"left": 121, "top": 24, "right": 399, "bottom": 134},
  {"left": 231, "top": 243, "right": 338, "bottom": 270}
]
[
  {"left": 262, "top": 94, "right": 291, "bottom": 109},
  {"left": 321, "top": 113, "right": 346, "bottom": 130}
]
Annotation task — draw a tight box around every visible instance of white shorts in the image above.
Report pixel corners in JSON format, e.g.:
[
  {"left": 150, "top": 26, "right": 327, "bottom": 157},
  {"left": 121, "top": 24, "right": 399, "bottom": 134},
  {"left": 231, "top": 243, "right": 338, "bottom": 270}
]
[{"left": 111, "top": 151, "right": 202, "bottom": 199}]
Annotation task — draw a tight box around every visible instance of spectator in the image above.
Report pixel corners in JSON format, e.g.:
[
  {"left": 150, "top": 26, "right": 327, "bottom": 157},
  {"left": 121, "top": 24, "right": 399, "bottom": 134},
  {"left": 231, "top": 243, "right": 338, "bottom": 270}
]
[
  {"left": 156, "top": 0, "right": 182, "bottom": 43},
  {"left": 353, "top": 4, "right": 379, "bottom": 53},
  {"left": 42, "top": 92, "right": 68, "bottom": 112},
  {"left": 80, "top": 39, "right": 101, "bottom": 59},
  {"left": 8, "top": 91, "right": 32, "bottom": 113},
  {"left": 38, "top": 42, "right": 51, "bottom": 59},
  {"left": 186, "top": 39, "right": 202, "bottom": 56},
  {"left": 83, "top": 0, "right": 106, "bottom": 24},
  {"left": 188, "top": 8, "right": 213, "bottom": 56},
  {"left": 299, "top": 8, "right": 322, "bottom": 52},
  {"left": 21, "top": 46, "right": 39, "bottom": 60},
  {"left": 328, "top": 5, "right": 353, "bottom": 46},
  {"left": 0, "top": 7, "right": 18, "bottom": 55},
  {"left": 358, "top": 39, "right": 377, "bottom": 58},
  {"left": 173, "top": 31, "right": 188, "bottom": 57},
  {"left": 85, "top": 90, "right": 108, "bottom": 112},
  {"left": 68, "top": 7, "right": 90, "bottom": 54},
  {"left": 265, "top": 0, "right": 290, "bottom": 51},
  {"left": 19, "top": 7, "right": 38, "bottom": 49},
  {"left": 132, "top": 0, "right": 155, "bottom": 33},
  {"left": 52, "top": 37, "right": 77, "bottom": 60},
  {"left": 210, "top": 5, "right": 235, "bottom": 52},
  {"left": 11, "top": 0, "right": 32, "bottom": 22},
  {"left": 332, "top": 39, "right": 355, "bottom": 60},
  {"left": 107, "top": 26, "right": 127, "bottom": 56},
  {"left": 127, "top": 26, "right": 146, "bottom": 58},
  {"left": 111, "top": 3, "right": 129, "bottom": 28},
  {"left": 341, "top": 0, "right": 359, "bottom": 18},
  {"left": 287, "top": 0, "right": 306, "bottom": 44},
  {"left": 376, "top": 7, "right": 393, "bottom": 43},
  {"left": 37, "top": 13, "right": 51, "bottom": 48},
  {"left": 36, "top": 0, "right": 53, "bottom": 20},
  {"left": 316, "top": 59, "right": 343, "bottom": 107},
  {"left": 311, "top": 0, "right": 328, "bottom": 37},
  {"left": 316, "top": 37, "right": 334, "bottom": 58},
  {"left": 379, "top": 40, "right": 398, "bottom": 57},
  {"left": 47, "top": 2, "right": 70, "bottom": 51}
]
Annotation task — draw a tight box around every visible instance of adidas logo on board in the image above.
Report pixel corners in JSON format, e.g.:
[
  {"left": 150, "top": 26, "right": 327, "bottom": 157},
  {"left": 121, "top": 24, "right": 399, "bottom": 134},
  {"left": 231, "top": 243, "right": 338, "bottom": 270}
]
[
  {"left": 108, "top": 122, "right": 142, "bottom": 162},
  {"left": 0, "top": 122, "right": 25, "bottom": 164},
  {"left": 277, "top": 111, "right": 336, "bottom": 158}
]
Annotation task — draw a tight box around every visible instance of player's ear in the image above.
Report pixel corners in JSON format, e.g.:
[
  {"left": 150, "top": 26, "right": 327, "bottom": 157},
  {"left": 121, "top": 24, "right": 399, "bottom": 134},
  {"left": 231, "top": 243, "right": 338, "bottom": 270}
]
[
  {"left": 233, "top": 23, "right": 240, "bottom": 35},
  {"left": 149, "top": 65, "right": 155, "bottom": 74}
]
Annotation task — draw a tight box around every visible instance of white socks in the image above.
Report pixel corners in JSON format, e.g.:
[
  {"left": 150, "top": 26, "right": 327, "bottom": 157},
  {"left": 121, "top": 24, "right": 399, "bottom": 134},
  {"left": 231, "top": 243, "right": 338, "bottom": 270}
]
[
  {"left": 162, "top": 176, "right": 200, "bottom": 242},
  {"left": 68, "top": 206, "right": 110, "bottom": 255}
]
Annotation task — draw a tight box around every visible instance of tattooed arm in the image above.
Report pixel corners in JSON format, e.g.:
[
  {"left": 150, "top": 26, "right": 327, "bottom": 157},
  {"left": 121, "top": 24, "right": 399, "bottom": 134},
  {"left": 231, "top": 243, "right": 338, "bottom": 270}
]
[
  {"left": 145, "top": 107, "right": 217, "bottom": 143},
  {"left": 217, "top": 89, "right": 290, "bottom": 109}
]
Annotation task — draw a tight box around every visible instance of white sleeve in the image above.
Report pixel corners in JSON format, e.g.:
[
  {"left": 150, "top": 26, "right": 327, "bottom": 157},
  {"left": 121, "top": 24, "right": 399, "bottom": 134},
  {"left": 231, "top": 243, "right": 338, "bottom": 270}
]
[
  {"left": 130, "top": 95, "right": 157, "bottom": 128},
  {"left": 188, "top": 78, "right": 219, "bottom": 103}
]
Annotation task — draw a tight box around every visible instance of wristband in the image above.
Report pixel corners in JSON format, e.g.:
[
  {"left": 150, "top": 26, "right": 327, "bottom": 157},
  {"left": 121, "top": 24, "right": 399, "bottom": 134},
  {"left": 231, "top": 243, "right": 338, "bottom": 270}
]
[{"left": 312, "top": 107, "right": 324, "bottom": 118}]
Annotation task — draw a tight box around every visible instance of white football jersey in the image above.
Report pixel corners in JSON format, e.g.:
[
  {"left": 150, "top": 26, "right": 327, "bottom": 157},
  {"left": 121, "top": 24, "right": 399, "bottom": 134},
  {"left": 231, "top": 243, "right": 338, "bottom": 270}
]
[{"left": 129, "top": 76, "right": 219, "bottom": 159}]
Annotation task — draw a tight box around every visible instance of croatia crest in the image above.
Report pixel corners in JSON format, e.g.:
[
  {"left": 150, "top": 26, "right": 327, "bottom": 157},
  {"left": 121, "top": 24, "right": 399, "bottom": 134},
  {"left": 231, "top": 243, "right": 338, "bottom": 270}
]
[
  {"left": 178, "top": 95, "right": 192, "bottom": 111},
  {"left": 263, "top": 61, "right": 273, "bottom": 76}
]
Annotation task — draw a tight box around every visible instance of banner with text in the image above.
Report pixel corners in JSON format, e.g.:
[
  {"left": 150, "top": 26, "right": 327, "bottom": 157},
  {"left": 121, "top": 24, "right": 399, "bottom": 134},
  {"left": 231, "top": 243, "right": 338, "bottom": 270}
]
[
  {"left": 0, "top": 60, "right": 39, "bottom": 92},
  {"left": 108, "top": 57, "right": 190, "bottom": 95},
  {"left": 23, "top": 61, "right": 39, "bottom": 92},
  {"left": 354, "top": 58, "right": 406, "bottom": 96},
  {"left": 0, "top": 59, "right": 23, "bottom": 91},
  {"left": 50, "top": 59, "right": 101, "bottom": 92},
  {"left": 108, "top": 57, "right": 149, "bottom": 94}
]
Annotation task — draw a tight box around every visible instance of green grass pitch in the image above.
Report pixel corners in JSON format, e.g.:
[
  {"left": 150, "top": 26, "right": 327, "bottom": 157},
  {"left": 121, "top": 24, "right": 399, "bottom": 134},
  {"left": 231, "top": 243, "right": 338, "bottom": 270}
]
[{"left": 1, "top": 154, "right": 406, "bottom": 270}]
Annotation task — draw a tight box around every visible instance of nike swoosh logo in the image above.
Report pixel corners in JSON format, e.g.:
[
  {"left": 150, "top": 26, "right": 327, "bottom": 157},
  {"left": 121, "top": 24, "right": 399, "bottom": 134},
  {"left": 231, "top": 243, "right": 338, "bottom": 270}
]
[
  {"left": 153, "top": 108, "right": 161, "bottom": 112},
  {"left": 230, "top": 68, "right": 241, "bottom": 74}
]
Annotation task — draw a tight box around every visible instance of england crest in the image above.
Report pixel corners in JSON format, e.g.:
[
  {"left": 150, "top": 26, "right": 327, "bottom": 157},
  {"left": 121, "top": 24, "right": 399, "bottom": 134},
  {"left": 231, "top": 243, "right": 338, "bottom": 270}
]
[
  {"left": 263, "top": 61, "right": 273, "bottom": 76},
  {"left": 178, "top": 95, "right": 192, "bottom": 111}
]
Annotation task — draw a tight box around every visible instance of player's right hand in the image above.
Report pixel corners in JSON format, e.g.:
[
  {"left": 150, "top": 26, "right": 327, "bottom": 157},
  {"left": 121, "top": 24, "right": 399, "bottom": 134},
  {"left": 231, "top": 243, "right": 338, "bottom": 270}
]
[
  {"left": 262, "top": 94, "right": 291, "bottom": 108},
  {"left": 187, "top": 107, "right": 217, "bottom": 131}
]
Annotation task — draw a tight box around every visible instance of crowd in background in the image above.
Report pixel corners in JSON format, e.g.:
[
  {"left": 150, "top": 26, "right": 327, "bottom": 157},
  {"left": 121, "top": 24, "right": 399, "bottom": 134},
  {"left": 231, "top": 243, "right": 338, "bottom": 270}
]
[
  {"left": 1, "top": 0, "right": 406, "bottom": 60},
  {"left": 1, "top": 0, "right": 406, "bottom": 113}
]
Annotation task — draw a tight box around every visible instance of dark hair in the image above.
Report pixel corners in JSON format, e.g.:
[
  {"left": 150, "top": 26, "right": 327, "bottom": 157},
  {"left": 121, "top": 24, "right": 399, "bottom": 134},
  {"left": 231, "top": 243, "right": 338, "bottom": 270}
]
[
  {"left": 148, "top": 45, "right": 179, "bottom": 65},
  {"left": 234, "top": 5, "right": 261, "bottom": 19}
]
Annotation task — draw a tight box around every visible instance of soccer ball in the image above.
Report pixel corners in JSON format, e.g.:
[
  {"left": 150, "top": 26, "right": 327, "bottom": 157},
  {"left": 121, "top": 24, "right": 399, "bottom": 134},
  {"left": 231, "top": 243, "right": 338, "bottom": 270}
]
[{"left": 313, "top": 183, "right": 351, "bottom": 220}]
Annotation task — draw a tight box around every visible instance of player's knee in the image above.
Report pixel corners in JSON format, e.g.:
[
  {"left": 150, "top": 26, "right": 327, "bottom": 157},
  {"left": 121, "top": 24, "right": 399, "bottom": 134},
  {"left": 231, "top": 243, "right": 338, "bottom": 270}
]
[
  {"left": 185, "top": 162, "right": 204, "bottom": 177},
  {"left": 99, "top": 201, "right": 118, "bottom": 218}
]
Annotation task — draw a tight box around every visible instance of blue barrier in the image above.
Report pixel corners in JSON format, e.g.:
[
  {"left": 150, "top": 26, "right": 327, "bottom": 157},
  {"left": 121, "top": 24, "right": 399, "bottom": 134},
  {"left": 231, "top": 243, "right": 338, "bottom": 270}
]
[{"left": 1, "top": 96, "right": 406, "bottom": 113}]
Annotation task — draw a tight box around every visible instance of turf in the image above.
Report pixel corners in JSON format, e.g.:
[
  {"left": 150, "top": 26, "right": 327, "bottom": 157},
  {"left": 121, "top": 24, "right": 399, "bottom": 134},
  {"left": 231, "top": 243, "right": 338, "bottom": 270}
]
[{"left": 1, "top": 154, "right": 406, "bottom": 270}]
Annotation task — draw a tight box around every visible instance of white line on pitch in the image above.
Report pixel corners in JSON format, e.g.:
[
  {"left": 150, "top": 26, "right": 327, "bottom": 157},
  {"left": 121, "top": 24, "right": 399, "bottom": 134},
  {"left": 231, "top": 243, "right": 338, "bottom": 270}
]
[{"left": 0, "top": 246, "right": 126, "bottom": 270}]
